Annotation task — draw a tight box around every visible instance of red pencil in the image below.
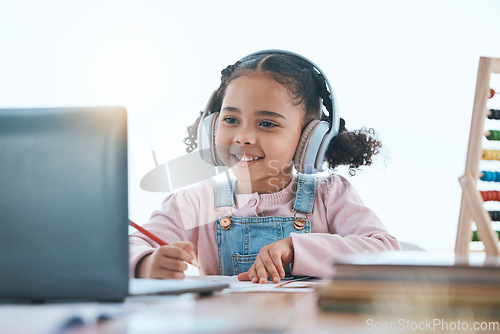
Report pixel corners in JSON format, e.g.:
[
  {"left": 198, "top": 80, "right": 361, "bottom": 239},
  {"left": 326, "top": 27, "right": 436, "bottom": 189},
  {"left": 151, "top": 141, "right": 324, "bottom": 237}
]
[{"left": 128, "top": 219, "right": 168, "bottom": 246}]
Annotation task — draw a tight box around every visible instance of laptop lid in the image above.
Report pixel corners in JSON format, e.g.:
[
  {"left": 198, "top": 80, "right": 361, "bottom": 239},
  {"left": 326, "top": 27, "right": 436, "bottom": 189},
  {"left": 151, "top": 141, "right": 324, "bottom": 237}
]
[{"left": 0, "top": 107, "right": 129, "bottom": 302}]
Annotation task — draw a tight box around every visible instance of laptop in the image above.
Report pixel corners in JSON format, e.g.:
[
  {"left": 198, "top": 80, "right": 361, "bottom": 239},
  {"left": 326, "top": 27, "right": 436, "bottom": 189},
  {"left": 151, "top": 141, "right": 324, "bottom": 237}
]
[{"left": 0, "top": 107, "right": 129, "bottom": 302}]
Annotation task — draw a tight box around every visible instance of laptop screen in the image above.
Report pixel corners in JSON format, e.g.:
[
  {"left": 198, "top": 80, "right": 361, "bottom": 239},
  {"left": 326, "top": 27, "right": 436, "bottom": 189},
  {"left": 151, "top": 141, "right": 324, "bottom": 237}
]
[{"left": 0, "top": 107, "right": 129, "bottom": 302}]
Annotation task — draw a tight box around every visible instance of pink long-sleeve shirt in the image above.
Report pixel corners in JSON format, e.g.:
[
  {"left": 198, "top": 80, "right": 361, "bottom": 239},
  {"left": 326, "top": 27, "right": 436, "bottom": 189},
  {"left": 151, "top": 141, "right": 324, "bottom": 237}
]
[{"left": 129, "top": 173, "right": 400, "bottom": 278}]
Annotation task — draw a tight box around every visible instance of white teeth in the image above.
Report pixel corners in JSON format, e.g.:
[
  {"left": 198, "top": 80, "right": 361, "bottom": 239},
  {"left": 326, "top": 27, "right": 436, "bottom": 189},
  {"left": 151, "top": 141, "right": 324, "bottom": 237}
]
[{"left": 236, "top": 154, "right": 260, "bottom": 162}]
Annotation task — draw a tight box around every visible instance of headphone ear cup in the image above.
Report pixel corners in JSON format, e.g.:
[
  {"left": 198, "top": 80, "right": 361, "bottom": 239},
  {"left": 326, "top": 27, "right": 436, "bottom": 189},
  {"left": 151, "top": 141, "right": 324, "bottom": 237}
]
[
  {"left": 198, "top": 113, "right": 224, "bottom": 166},
  {"left": 294, "top": 120, "right": 320, "bottom": 173},
  {"left": 293, "top": 120, "right": 329, "bottom": 173},
  {"left": 210, "top": 114, "right": 225, "bottom": 166}
]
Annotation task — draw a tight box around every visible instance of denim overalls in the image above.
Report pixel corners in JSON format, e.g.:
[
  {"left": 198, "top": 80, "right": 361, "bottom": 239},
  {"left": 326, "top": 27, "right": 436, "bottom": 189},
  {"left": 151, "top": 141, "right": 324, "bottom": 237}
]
[{"left": 215, "top": 174, "right": 316, "bottom": 276}]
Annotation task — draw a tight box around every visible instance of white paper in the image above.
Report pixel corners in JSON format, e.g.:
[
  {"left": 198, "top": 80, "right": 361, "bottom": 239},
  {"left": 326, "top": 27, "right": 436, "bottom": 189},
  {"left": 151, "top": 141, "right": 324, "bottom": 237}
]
[{"left": 185, "top": 275, "right": 324, "bottom": 293}]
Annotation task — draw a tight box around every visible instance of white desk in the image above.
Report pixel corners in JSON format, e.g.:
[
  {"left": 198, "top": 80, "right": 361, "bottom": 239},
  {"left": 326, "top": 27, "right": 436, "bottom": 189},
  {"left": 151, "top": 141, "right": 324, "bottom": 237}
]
[
  {"left": 66, "top": 291, "right": 366, "bottom": 334},
  {"left": 63, "top": 290, "right": 500, "bottom": 334},
  {"left": 3, "top": 277, "right": 499, "bottom": 334}
]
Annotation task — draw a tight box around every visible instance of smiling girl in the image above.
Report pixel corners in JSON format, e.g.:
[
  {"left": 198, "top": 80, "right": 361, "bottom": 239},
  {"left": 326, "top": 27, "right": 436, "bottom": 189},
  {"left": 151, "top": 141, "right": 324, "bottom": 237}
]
[{"left": 129, "top": 50, "right": 399, "bottom": 283}]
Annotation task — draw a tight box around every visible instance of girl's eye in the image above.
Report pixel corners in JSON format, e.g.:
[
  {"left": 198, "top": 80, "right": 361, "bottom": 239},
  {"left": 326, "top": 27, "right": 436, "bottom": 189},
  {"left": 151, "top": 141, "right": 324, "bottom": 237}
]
[
  {"left": 260, "top": 121, "right": 278, "bottom": 128},
  {"left": 222, "top": 117, "right": 238, "bottom": 125}
]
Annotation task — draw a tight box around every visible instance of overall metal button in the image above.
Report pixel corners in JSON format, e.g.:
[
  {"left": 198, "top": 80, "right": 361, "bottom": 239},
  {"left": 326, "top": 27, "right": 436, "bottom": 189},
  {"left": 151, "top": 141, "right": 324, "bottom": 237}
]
[
  {"left": 220, "top": 217, "right": 232, "bottom": 230},
  {"left": 294, "top": 218, "right": 306, "bottom": 230}
]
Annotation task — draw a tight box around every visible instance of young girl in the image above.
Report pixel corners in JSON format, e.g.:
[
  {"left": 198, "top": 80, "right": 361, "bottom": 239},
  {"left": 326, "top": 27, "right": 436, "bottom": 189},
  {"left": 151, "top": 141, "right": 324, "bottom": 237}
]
[{"left": 129, "top": 50, "right": 399, "bottom": 284}]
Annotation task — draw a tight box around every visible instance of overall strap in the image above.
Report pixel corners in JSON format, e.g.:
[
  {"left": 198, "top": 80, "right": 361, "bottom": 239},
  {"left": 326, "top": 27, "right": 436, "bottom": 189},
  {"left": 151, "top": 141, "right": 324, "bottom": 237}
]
[
  {"left": 215, "top": 179, "right": 235, "bottom": 208},
  {"left": 292, "top": 173, "right": 317, "bottom": 214}
]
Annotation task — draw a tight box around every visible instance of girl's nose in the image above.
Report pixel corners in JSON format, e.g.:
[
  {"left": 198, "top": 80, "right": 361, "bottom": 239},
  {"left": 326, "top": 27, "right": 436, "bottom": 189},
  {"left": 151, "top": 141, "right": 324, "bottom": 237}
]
[{"left": 234, "top": 127, "right": 256, "bottom": 145}]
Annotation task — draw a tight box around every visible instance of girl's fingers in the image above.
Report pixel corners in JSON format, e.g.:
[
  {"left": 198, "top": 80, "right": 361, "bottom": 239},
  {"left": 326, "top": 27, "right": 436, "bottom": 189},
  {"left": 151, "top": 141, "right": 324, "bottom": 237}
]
[
  {"left": 138, "top": 242, "right": 197, "bottom": 279},
  {"left": 237, "top": 272, "right": 251, "bottom": 281},
  {"left": 258, "top": 250, "right": 279, "bottom": 283},
  {"left": 142, "top": 243, "right": 195, "bottom": 279},
  {"left": 158, "top": 256, "right": 189, "bottom": 272},
  {"left": 237, "top": 240, "right": 292, "bottom": 284},
  {"left": 268, "top": 250, "right": 285, "bottom": 282},
  {"left": 248, "top": 265, "right": 259, "bottom": 283},
  {"left": 254, "top": 258, "right": 271, "bottom": 284},
  {"left": 159, "top": 244, "right": 194, "bottom": 264},
  {"left": 244, "top": 262, "right": 259, "bottom": 283},
  {"left": 172, "top": 241, "right": 195, "bottom": 254},
  {"left": 154, "top": 267, "right": 186, "bottom": 280},
  {"left": 172, "top": 241, "right": 199, "bottom": 267}
]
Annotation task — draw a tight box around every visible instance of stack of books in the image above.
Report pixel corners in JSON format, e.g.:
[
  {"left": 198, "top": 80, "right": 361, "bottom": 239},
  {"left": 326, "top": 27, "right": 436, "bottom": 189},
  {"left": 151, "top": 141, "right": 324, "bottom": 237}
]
[{"left": 317, "top": 251, "right": 500, "bottom": 313}]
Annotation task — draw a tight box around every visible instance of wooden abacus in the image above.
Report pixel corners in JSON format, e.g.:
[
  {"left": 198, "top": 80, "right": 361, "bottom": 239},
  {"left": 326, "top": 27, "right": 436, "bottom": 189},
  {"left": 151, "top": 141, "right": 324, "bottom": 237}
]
[{"left": 456, "top": 56, "right": 500, "bottom": 257}]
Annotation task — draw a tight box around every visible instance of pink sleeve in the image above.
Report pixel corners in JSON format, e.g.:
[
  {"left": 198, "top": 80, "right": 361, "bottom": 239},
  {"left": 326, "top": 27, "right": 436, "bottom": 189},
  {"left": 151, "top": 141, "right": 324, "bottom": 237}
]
[
  {"left": 290, "top": 175, "right": 400, "bottom": 278},
  {"left": 128, "top": 191, "right": 199, "bottom": 277}
]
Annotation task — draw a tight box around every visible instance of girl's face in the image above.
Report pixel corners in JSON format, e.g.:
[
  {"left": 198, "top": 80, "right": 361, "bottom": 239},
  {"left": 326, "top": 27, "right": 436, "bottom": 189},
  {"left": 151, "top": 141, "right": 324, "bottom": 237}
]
[{"left": 215, "top": 73, "right": 303, "bottom": 194}]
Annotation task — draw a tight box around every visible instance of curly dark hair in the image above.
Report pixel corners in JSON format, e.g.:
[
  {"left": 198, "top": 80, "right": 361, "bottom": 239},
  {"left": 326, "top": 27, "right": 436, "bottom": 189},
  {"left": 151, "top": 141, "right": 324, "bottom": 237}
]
[
  {"left": 183, "top": 51, "right": 382, "bottom": 175},
  {"left": 327, "top": 122, "right": 382, "bottom": 175}
]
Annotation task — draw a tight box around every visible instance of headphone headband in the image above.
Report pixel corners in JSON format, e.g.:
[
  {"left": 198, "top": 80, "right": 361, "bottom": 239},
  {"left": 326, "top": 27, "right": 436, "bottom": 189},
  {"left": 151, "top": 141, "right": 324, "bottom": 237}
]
[{"left": 243, "top": 49, "right": 340, "bottom": 139}]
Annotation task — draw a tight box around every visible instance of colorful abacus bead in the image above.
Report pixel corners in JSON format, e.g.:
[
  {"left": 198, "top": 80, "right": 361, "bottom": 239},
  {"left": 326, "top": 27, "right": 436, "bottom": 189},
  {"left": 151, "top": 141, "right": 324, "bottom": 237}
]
[
  {"left": 480, "top": 190, "right": 500, "bottom": 201},
  {"left": 489, "top": 88, "right": 497, "bottom": 99},
  {"left": 488, "top": 109, "right": 500, "bottom": 120},
  {"left": 483, "top": 149, "right": 500, "bottom": 160},
  {"left": 472, "top": 230, "right": 500, "bottom": 241},
  {"left": 480, "top": 171, "right": 500, "bottom": 182},
  {"left": 486, "top": 130, "right": 500, "bottom": 141},
  {"left": 489, "top": 211, "right": 500, "bottom": 221}
]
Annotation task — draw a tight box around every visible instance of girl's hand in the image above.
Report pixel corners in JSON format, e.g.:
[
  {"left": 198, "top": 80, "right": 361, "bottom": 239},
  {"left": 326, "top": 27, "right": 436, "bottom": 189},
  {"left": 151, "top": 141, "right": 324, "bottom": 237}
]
[
  {"left": 136, "top": 241, "right": 196, "bottom": 279},
  {"left": 237, "top": 237, "right": 294, "bottom": 284}
]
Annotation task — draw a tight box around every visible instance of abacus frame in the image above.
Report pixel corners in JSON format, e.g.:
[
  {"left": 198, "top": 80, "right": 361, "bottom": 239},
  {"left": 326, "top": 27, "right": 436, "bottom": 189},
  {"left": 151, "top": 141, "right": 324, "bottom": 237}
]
[{"left": 457, "top": 56, "right": 500, "bottom": 257}]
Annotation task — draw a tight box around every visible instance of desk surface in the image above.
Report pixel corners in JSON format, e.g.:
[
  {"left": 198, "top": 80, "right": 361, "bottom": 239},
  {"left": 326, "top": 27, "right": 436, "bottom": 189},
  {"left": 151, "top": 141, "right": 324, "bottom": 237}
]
[
  {"left": 64, "top": 290, "right": 500, "bottom": 334},
  {"left": 2, "top": 276, "right": 499, "bottom": 334},
  {"left": 68, "top": 292, "right": 367, "bottom": 334}
]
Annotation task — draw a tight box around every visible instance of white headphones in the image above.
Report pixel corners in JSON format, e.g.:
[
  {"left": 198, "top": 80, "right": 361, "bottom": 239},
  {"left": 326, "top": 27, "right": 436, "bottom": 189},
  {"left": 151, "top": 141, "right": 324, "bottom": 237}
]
[{"left": 198, "top": 50, "right": 340, "bottom": 174}]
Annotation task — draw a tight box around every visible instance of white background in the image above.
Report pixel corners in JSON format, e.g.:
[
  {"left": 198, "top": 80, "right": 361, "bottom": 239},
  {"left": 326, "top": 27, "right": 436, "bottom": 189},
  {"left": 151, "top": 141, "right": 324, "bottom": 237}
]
[{"left": 2, "top": 0, "right": 500, "bottom": 252}]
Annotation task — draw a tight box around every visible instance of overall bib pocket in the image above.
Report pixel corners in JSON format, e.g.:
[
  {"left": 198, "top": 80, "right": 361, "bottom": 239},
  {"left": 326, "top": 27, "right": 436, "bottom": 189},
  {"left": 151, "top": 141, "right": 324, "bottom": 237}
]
[
  {"left": 215, "top": 174, "right": 316, "bottom": 277},
  {"left": 217, "top": 218, "right": 310, "bottom": 276},
  {"left": 231, "top": 253, "right": 257, "bottom": 275}
]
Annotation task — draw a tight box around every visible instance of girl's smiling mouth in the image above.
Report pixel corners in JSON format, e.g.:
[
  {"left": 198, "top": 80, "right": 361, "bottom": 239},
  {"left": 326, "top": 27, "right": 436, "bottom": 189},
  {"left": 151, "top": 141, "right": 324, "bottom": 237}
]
[{"left": 232, "top": 152, "right": 263, "bottom": 167}]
